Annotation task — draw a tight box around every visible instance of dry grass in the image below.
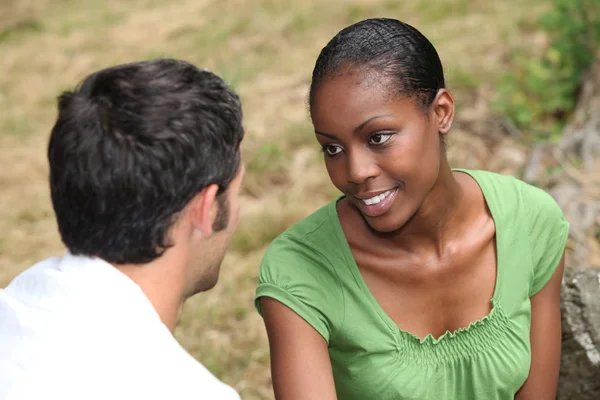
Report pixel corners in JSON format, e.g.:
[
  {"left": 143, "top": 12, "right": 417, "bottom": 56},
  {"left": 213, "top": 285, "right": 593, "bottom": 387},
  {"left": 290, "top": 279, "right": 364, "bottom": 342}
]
[{"left": 0, "top": 0, "right": 548, "bottom": 398}]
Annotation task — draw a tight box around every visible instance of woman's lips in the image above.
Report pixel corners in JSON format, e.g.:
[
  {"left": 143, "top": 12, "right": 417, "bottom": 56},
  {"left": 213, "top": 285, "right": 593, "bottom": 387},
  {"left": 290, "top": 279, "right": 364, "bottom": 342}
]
[{"left": 355, "top": 187, "right": 398, "bottom": 217}]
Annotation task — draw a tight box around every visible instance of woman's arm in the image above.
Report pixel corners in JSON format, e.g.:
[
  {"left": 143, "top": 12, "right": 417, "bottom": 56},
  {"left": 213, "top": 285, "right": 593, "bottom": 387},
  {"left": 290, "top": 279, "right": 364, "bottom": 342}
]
[
  {"left": 516, "top": 251, "right": 565, "bottom": 400},
  {"left": 260, "top": 297, "right": 338, "bottom": 400}
]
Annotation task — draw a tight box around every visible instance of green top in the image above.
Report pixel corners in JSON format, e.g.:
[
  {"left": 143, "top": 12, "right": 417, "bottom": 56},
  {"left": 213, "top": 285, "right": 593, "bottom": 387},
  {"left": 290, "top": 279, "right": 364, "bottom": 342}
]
[{"left": 254, "top": 169, "right": 570, "bottom": 400}]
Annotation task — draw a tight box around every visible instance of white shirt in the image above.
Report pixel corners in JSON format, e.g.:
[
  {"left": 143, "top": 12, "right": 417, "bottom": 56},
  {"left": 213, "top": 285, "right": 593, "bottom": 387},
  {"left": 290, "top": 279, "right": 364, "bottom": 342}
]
[{"left": 0, "top": 253, "right": 241, "bottom": 400}]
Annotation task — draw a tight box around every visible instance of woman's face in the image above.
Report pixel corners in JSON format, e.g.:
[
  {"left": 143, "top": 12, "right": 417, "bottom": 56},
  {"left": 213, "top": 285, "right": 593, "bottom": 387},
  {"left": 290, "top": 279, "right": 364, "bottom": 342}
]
[{"left": 310, "top": 69, "right": 454, "bottom": 233}]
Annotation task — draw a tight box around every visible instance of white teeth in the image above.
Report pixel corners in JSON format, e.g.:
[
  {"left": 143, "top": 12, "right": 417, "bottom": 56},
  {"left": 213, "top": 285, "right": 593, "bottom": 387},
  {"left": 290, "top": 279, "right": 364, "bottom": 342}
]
[{"left": 362, "top": 189, "right": 393, "bottom": 206}]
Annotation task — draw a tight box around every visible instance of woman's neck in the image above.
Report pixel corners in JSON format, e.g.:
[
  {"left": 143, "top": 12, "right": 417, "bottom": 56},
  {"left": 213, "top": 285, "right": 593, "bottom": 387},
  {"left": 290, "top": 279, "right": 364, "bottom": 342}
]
[{"left": 380, "top": 161, "right": 467, "bottom": 258}]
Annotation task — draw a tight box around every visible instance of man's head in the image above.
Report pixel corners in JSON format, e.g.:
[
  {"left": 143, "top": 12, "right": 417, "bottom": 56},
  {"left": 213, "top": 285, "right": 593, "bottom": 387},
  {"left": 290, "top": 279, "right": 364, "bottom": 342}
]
[{"left": 48, "top": 58, "right": 244, "bottom": 293}]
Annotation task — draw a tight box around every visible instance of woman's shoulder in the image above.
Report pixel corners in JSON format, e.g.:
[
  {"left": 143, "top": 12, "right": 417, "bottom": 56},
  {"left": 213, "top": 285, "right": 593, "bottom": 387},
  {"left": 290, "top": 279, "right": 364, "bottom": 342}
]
[
  {"left": 255, "top": 199, "right": 347, "bottom": 341},
  {"left": 454, "top": 168, "right": 562, "bottom": 215},
  {"left": 454, "top": 168, "right": 520, "bottom": 190},
  {"left": 266, "top": 198, "right": 344, "bottom": 256},
  {"left": 456, "top": 168, "right": 568, "bottom": 245},
  {"left": 258, "top": 197, "right": 348, "bottom": 280},
  {"left": 455, "top": 169, "right": 569, "bottom": 296}
]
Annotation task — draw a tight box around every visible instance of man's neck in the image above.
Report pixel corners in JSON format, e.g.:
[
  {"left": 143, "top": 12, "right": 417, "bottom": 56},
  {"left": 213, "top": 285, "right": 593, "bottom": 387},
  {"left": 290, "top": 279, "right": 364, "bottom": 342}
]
[{"left": 116, "top": 251, "right": 187, "bottom": 333}]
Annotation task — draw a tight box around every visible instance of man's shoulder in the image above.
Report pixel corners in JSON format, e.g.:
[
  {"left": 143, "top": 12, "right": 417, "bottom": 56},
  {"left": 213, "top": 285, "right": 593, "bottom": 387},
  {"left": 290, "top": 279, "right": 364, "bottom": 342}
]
[
  {"left": 3, "top": 256, "right": 61, "bottom": 293},
  {"left": 0, "top": 326, "right": 241, "bottom": 400},
  {"left": 138, "top": 335, "right": 241, "bottom": 399},
  {"left": 0, "top": 253, "right": 241, "bottom": 399}
]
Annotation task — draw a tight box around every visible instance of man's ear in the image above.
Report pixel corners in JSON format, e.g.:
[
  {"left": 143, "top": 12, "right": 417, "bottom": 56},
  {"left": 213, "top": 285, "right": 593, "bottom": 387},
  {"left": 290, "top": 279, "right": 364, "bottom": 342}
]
[
  {"left": 432, "top": 88, "right": 455, "bottom": 135},
  {"left": 189, "top": 184, "right": 220, "bottom": 237}
]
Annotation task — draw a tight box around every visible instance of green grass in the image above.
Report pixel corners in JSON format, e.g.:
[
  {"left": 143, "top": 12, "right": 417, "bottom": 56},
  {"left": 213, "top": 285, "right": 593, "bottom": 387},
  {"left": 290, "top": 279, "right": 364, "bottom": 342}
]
[
  {"left": 0, "top": 18, "right": 43, "bottom": 44},
  {"left": 230, "top": 208, "right": 306, "bottom": 255},
  {"left": 1, "top": 115, "right": 31, "bottom": 137},
  {"left": 285, "top": 121, "right": 319, "bottom": 149}
]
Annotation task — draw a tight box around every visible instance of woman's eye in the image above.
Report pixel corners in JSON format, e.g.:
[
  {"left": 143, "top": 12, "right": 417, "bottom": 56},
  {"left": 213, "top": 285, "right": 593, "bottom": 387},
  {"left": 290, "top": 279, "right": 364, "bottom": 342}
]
[
  {"left": 323, "top": 145, "right": 343, "bottom": 156},
  {"left": 369, "top": 133, "right": 392, "bottom": 145}
]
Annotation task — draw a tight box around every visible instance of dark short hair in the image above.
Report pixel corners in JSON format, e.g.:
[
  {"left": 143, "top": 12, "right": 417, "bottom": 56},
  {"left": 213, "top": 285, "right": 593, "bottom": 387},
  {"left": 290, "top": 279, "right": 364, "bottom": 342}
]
[
  {"left": 48, "top": 58, "right": 244, "bottom": 264},
  {"left": 310, "top": 18, "right": 445, "bottom": 112}
]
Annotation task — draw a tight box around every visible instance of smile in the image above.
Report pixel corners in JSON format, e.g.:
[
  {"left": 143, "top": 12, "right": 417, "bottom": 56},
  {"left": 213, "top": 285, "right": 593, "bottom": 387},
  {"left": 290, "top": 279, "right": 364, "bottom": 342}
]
[
  {"left": 361, "top": 189, "right": 394, "bottom": 205},
  {"left": 354, "top": 188, "right": 399, "bottom": 218}
]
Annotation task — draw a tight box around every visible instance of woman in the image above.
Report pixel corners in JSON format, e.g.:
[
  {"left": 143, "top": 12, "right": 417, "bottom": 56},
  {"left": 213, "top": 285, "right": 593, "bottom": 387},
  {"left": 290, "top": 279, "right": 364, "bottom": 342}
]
[{"left": 254, "top": 18, "right": 569, "bottom": 400}]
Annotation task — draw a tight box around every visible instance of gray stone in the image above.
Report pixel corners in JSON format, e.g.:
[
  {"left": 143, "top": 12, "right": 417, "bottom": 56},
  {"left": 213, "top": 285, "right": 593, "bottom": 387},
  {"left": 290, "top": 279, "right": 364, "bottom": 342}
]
[{"left": 558, "top": 266, "right": 600, "bottom": 399}]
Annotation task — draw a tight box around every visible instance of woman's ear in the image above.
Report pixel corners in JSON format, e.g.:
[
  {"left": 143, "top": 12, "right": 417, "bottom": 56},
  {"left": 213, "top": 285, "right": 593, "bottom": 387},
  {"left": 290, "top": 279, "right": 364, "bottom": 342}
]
[{"left": 433, "top": 88, "right": 455, "bottom": 135}]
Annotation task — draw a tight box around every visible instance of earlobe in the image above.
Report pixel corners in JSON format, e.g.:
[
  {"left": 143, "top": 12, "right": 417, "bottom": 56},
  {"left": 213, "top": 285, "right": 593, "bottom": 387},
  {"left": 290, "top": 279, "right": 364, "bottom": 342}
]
[
  {"left": 191, "top": 184, "right": 220, "bottom": 237},
  {"left": 434, "top": 89, "right": 455, "bottom": 135}
]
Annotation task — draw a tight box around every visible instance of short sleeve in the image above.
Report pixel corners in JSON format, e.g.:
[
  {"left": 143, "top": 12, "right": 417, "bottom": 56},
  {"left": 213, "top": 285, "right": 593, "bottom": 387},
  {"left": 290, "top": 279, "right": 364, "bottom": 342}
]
[
  {"left": 254, "top": 233, "right": 344, "bottom": 343},
  {"left": 523, "top": 184, "right": 570, "bottom": 296}
]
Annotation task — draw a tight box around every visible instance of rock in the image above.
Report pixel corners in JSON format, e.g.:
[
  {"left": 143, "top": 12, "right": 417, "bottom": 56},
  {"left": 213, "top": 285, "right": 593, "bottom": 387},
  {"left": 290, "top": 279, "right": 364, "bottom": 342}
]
[
  {"left": 549, "top": 181, "right": 599, "bottom": 269},
  {"left": 486, "top": 141, "right": 528, "bottom": 176},
  {"left": 530, "top": 56, "right": 600, "bottom": 398},
  {"left": 521, "top": 142, "right": 557, "bottom": 185},
  {"left": 447, "top": 129, "right": 490, "bottom": 169},
  {"left": 559, "top": 266, "right": 600, "bottom": 399},
  {"left": 546, "top": 56, "right": 600, "bottom": 270},
  {"left": 558, "top": 55, "right": 600, "bottom": 173}
]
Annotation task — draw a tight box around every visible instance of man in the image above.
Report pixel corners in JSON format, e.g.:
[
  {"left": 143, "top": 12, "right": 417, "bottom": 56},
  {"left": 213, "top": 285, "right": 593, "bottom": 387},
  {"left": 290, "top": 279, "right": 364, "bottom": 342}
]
[{"left": 0, "top": 59, "right": 245, "bottom": 399}]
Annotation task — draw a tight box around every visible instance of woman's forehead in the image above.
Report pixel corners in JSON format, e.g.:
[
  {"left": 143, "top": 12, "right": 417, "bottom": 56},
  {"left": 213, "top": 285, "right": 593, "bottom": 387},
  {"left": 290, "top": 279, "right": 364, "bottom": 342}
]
[
  {"left": 314, "top": 74, "right": 385, "bottom": 108},
  {"left": 313, "top": 75, "right": 414, "bottom": 116}
]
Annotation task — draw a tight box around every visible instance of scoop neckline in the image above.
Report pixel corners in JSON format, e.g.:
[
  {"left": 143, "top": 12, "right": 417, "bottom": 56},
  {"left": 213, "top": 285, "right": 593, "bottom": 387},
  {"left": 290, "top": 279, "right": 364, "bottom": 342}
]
[{"left": 328, "top": 168, "right": 505, "bottom": 346}]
